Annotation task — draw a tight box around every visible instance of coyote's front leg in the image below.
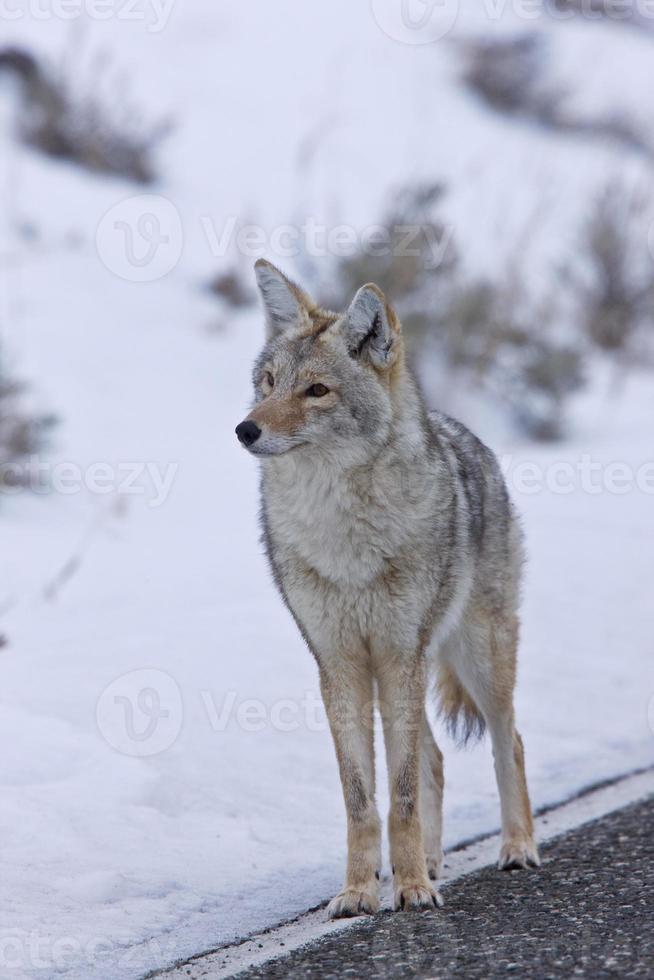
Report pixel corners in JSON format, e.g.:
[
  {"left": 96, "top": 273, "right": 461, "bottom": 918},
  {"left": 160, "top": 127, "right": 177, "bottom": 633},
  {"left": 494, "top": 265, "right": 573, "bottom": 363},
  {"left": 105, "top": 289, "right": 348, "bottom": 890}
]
[
  {"left": 377, "top": 654, "right": 442, "bottom": 911},
  {"left": 320, "top": 656, "right": 381, "bottom": 919}
]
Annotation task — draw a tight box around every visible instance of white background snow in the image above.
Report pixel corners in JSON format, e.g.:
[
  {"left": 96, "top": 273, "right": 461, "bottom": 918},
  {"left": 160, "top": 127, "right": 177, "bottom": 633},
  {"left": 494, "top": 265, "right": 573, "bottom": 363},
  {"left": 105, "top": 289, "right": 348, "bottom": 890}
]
[{"left": 0, "top": 2, "right": 653, "bottom": 978}]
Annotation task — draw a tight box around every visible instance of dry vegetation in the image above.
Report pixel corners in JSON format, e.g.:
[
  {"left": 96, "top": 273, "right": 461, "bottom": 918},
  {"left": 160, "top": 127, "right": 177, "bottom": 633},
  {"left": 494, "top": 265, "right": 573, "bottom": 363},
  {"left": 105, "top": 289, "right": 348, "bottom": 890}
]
[
  {"left": 0, "top": 47, "right": 170, "bottom": 183},
  {"left": 0, "top": 355, "right": 56, "bottom": 490},
  {"left": 563, "top": 182, "right": 654, "bottom": 362},
  {"left": 315, "top": 184, "right": 586, "bottom": 440},
  {"left": 459, "top": 33, "right": 651, "bottom": 159},
  {"left": 207, "top": 268, "right": 256, "bottom": 309}
]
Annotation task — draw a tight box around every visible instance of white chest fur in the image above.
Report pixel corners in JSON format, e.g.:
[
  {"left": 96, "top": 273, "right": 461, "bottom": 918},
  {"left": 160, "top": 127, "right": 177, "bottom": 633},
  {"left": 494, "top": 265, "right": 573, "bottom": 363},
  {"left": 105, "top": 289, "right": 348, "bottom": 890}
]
[
  {"left": 265, "top": 463, "right": 377, "bottom": 586},
  {"left": 263, "top": 451, "right": 435, "bottom": 589}
]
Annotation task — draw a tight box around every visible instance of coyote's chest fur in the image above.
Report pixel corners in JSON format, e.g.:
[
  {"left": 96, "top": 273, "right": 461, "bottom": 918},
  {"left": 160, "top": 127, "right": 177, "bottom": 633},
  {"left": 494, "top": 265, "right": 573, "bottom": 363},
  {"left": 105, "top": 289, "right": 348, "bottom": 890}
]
[
  {"left": 261, "top": 446, "right": 462, "bottom": 658},
  {"left": 264, "top": 453, "right": 433, "bottom": 588}
]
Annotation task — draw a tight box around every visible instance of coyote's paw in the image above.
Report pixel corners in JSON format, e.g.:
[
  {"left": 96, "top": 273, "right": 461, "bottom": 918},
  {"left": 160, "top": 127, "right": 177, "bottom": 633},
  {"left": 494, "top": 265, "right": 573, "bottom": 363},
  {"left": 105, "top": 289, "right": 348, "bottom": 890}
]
[
  {"left": 394, "top": 883, "right": 443, "bottom": 912},
  {"left": 498, "top": 838, "right": 541, "bottom": 870},
  {"left": 327, "top": 887, "right": 379, "bottom": 919},
  {"left": 425, "top": 852, "right": 443, "bottom": 881}
]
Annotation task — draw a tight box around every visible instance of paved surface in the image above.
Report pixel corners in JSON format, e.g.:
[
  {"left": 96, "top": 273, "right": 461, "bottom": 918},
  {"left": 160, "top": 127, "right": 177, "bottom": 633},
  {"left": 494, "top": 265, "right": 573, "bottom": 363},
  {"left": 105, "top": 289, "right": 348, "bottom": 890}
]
[{"left": 232, "top": 797, "right": 653, "bottom": 979}]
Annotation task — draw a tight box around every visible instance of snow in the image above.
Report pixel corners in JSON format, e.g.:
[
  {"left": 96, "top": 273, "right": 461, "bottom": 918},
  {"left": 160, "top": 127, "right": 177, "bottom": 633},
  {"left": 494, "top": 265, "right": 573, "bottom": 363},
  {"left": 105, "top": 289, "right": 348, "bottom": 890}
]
[{"left": 0, "top": 3, "right": 653, "bottom": 978}]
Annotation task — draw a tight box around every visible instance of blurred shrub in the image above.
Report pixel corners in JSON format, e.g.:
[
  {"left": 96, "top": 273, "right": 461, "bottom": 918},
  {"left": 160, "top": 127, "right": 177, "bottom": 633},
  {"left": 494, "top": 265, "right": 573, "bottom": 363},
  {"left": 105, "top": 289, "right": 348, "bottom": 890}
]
[
  {"left": 0, "top": 351, "right": 56, "bottom": 491},
  {"left": 207, "top": 268, "right": 256, "bottom": 309},
  {"left": 0, "top": 46, "right": 170, "bottom": 183},
  {"left": 322, "top": 183, "right": 457, "bottom": 352},
  {"left": 459, "top": 33, "right": 650, "bottom": 158},
  {"left": 318, "top": 183, "right": 584, "bottom": 441},
  {"left": 564, "top": 182, "right": 654, "bottom": 360},
  {"left": 460, "top": 34, "right": 563, "bottom": 122},
  {"left": 443, "top": 273, "right": 584, "bottom": 441},
  {"left": 324, "top": 176, "right": 654, "bottom": 439}
]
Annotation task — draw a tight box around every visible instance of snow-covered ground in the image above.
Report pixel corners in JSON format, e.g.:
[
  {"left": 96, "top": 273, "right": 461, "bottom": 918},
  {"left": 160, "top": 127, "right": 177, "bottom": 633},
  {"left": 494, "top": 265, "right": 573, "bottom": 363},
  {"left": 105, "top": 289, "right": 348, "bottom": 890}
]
[{"left": 1, "top": 3, "right": 653, "bottom": 978}]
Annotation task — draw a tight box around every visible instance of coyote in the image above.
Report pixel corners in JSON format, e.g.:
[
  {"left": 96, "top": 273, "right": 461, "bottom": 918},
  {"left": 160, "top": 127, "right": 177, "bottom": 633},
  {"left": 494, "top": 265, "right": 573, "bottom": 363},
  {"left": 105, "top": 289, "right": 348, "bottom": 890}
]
[{"left": 236, "top": 259, "right": 539, "bottom": 917}]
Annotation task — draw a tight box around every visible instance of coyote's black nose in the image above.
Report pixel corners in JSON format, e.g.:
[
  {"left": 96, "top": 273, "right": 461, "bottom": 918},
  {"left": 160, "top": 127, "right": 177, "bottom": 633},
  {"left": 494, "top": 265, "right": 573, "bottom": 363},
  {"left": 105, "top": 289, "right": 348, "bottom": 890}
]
[{"left": 235, "top": 420, "right": 261, "bottom": 448}]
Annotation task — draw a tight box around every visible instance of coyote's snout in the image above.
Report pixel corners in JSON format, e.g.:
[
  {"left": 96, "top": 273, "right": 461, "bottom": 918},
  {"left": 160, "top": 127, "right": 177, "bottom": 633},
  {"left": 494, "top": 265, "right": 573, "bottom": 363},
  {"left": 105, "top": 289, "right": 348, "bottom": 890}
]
[{"left": 237, "top": 259, "right": 539, "bottom": 917}]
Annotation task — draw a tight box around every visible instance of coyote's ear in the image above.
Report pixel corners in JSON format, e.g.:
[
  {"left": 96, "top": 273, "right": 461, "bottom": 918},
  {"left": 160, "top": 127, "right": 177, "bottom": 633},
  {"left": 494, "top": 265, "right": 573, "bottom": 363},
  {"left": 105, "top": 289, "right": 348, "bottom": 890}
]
[
  {"left": 254, "top": 259, "right": 313, "bottom": 339},
  {"left": 345, "top": 283, "right": 399, "bottom": 370}
]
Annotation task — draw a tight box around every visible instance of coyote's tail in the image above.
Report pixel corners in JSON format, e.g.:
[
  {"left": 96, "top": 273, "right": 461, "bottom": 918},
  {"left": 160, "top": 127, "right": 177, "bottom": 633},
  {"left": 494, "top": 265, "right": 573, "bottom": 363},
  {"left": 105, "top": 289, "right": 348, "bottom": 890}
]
[{"left": 436, "top": 663, "right": 486, "bottom": 745}]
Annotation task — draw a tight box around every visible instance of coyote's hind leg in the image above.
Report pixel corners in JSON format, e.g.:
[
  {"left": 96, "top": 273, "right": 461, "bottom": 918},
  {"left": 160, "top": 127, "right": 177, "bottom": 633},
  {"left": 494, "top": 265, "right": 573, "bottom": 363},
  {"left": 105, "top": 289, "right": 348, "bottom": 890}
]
[
  {"left": 448, "top": 613, "right": 540, "bottom": 870},
  {"left": 420, "top": 717, "right": 444, "bottom": 881}
]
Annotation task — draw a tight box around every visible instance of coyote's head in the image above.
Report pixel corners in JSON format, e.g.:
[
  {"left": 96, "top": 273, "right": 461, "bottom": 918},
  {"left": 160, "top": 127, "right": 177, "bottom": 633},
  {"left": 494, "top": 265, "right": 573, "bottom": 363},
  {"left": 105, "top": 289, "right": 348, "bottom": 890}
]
[{"left": 235, "top": 260, "right": 407, "bottom": 462}]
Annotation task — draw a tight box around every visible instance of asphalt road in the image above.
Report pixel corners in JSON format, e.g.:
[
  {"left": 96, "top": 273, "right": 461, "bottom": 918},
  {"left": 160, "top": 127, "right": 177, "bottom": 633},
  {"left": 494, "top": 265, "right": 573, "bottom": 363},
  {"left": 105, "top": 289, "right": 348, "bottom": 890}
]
[{"left": 234, "top": 796, "right": 654, "bottom": 979}]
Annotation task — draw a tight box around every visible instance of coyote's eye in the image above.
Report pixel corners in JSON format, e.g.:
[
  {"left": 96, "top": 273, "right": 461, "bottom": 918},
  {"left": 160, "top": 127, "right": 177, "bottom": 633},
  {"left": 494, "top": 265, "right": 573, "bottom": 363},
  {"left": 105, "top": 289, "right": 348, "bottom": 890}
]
[
  {"left": 305, "top": 383, "right": 329, "bottom": 398},
  {"left": 263, "top": 371, "right": 274, "bottom": 390}
]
